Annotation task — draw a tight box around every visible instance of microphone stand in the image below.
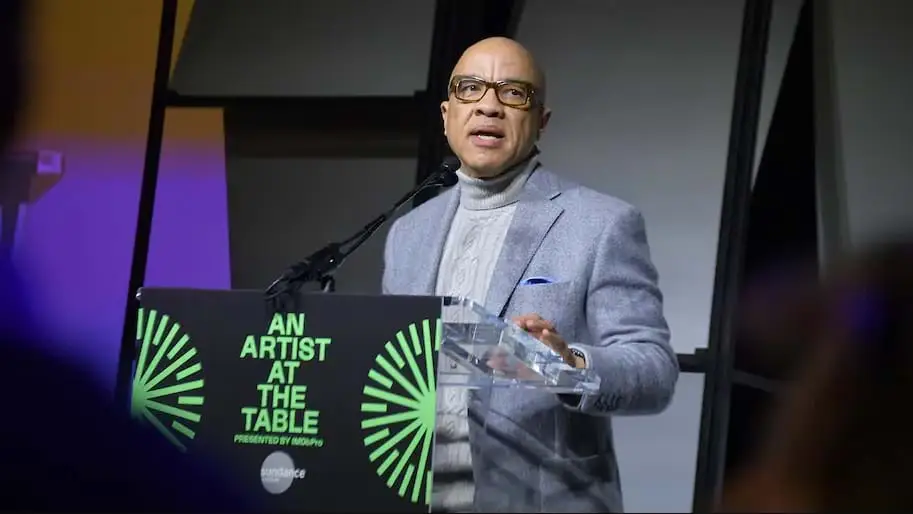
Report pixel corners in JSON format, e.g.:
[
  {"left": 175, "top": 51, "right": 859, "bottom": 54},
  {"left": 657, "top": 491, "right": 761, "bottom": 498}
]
[{"left": 265, "top": 167, "right": 456, "bottom": 300}]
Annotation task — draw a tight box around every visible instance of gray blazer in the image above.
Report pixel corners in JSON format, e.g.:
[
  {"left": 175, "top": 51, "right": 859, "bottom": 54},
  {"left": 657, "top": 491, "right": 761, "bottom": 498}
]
[{"left": 382, "top": 166, "right": 678, "bottom": 513}]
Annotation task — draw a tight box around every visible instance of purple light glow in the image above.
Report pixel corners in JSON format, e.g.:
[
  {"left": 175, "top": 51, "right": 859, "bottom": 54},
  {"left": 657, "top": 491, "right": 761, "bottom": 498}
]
[{"left": 12, "top": 134, "right": 230, "bottom": 392}]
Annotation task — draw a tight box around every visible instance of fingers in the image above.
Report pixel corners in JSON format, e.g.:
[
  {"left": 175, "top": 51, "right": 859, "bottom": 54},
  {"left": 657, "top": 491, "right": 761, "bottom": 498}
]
[
  {"left": 512, "top": 313, "right": 555, "bottom": 332},
  {"left": 542, "top": 330, "right": 576, "bottom": 366},
  {"left": 525, "top": 325, "right": 574, "bottom": 366},
  {"left": 512, "top": 314, "right": 574, "bottom": 365},
  {"left": 526, "top": 319, "right": 555, "bottom": 333},
  {"left": 512, "top": 314, "right": 537, "bottom": 327},
  {"left": 539, "top": 329, "right": 566, "bottom": 351}
]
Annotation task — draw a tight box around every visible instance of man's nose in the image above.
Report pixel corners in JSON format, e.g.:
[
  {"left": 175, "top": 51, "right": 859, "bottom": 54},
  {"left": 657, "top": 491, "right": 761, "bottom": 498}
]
[{"left": 473, "top": 89, "right": 504, "bottom": 118}]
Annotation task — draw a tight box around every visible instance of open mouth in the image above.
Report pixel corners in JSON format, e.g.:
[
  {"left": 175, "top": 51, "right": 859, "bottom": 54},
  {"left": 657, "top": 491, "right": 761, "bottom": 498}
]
[{"left": 470, "top": 128, "right": 505, "bottom": 140}]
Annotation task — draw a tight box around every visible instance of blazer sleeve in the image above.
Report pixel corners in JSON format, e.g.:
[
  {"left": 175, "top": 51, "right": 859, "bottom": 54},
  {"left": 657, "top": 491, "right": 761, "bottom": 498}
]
[
  {"left": 560, "top": 205, "right": 679, "bottom": 416},
  {"left": 381, "top": 218, "right": 399, "bottom": 295}
]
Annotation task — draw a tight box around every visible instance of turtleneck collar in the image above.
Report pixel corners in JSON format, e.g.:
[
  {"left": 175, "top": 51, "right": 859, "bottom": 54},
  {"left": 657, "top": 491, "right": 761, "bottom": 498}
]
[{"left": 456, "top": 153, "right": 539, "bottom": 211}]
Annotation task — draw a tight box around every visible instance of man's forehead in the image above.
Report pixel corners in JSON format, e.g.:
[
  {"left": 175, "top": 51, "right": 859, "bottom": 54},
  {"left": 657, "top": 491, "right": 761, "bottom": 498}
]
[{"left": 451, "top": 53, "right": 538, "bottom": 83}]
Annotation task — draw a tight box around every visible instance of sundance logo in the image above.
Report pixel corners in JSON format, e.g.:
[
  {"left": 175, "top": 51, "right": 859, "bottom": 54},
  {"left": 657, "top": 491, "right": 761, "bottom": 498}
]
[{"left": 260, "top": 451, "right": 307, "bottom": 494}]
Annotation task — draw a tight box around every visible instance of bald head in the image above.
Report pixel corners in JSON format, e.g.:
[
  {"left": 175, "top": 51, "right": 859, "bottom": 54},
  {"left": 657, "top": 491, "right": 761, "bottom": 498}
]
[
  {"left": 441, "top": 37, "right": 551, "bottom": 178},
  {"left": 451, "top": 37, "right": 546, "bottom": 103}
]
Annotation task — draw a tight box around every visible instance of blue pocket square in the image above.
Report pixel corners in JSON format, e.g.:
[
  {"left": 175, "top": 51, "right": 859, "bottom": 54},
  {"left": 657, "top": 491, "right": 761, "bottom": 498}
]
[{"left": 521, "top": 276, "right": 555, "bottom": 286}]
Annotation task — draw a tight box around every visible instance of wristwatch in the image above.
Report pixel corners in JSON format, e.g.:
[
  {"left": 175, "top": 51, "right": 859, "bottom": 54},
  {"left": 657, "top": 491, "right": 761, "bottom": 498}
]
[{"left": 568, "top": 347, "right": 586, "bottom": 368}]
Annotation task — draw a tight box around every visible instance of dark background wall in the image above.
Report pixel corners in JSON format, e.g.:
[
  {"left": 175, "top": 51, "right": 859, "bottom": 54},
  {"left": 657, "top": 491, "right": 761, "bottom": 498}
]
[
  {"left": 171, "top": 0, "right": 436, "bottom": 97},
  {"left": 815, "top": 0, "right": 913, "bottom": 257},
  {"left": 225, "top": 157, "right": 416, "bottom": 291}
]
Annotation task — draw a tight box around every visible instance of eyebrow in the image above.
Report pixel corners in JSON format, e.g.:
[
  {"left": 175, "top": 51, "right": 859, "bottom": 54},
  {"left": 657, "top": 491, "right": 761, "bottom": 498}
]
[{"left": 457, "top": 75, "right": 536, "bottom": 86}]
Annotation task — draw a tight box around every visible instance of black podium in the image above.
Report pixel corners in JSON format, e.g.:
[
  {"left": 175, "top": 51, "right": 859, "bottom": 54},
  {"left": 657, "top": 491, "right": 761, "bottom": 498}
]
[
  {"left": 132, "top": 287, "right": 601, "bottom": 512},
  {"left": 133, "top": 287, "right": 442, "bottom": 512}
]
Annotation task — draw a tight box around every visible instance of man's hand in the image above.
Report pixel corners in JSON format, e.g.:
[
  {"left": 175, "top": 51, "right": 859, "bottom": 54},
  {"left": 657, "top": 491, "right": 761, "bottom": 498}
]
[{"left": 513, "top": 314, "right": 586, "bottom": 369}]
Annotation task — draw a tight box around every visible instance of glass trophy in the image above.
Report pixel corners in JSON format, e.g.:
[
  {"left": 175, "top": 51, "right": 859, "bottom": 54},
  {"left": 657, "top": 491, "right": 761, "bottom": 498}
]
[{"left": 436, "top": 296, "right": 601, "bottom": 394}]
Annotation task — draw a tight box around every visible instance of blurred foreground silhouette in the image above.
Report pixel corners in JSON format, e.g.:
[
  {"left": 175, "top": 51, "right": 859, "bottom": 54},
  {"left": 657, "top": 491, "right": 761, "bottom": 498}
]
[
  {"left": 723, "top": 237, "right": 913, "bottom": 512},
  {"left": 0, "top": 2, "right": 252, "bottom": 511}
]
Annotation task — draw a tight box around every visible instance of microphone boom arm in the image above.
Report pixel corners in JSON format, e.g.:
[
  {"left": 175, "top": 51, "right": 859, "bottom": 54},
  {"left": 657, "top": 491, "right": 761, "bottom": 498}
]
[{"left": 265, "top": 165, "right": 456, "bottom": 299}]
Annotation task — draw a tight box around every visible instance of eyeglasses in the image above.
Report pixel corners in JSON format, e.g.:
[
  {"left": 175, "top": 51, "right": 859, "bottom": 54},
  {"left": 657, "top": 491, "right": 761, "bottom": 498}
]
[{"left": 448, "top": 76, "right": 539, "bottom": 109}]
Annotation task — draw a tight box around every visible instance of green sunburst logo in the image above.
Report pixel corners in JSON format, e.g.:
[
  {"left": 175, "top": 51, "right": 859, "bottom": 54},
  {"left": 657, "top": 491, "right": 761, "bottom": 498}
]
[
  {"left": 131, "top": 308, "right": 205, "bottom": 452},
  {"left": 360, "top": 318, "right": 441, "bottom": 505}
]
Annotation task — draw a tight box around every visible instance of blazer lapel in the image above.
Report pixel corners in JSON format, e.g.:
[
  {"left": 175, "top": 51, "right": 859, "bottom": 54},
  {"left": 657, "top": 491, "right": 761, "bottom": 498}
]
[
  {"left": 484, "top": 169, "right": 564, "bottom": 316},
  {"left": 411, "top": 188, "right": 460, "bottom": 295}
]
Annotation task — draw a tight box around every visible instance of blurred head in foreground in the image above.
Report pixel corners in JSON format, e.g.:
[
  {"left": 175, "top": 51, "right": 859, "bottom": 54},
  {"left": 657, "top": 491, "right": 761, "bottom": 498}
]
[
  {"left": 0, "top": 3, "right": 254, "bottom": 511},
  {"left": 723, "top": 237, "right": 913, "bottom": 512}
]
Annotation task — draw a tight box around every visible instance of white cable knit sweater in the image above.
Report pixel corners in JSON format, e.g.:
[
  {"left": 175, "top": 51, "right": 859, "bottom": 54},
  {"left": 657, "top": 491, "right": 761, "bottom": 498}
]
[{"left": 432, "top": 156, "right": 537, "bottom": 512}]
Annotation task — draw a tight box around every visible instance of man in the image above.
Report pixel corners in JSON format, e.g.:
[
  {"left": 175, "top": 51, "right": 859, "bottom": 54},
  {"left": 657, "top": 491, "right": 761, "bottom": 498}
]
[{"left": 382, "top": 37, "right": 678, "bottom": 512}]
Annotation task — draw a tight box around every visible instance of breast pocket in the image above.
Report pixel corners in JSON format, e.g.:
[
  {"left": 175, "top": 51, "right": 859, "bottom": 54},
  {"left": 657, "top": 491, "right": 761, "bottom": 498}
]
[{"left": 507, "top": 281, "right": 578, "bottom": 340}]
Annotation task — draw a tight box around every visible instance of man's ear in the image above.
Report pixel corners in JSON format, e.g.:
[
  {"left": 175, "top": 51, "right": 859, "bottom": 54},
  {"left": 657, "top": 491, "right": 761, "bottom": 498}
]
[
  {"left": 538, "top": 107, "right": 552, "bottom": 137},
  {"left": 440, "top": 101, "right": 449, "bottom": 136}
]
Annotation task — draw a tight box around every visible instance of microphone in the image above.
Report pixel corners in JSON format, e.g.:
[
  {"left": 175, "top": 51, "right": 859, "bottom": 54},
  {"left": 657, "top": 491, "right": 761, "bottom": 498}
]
[{"left": 265, "top": 156, "right": 461, "bottom": 298}]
